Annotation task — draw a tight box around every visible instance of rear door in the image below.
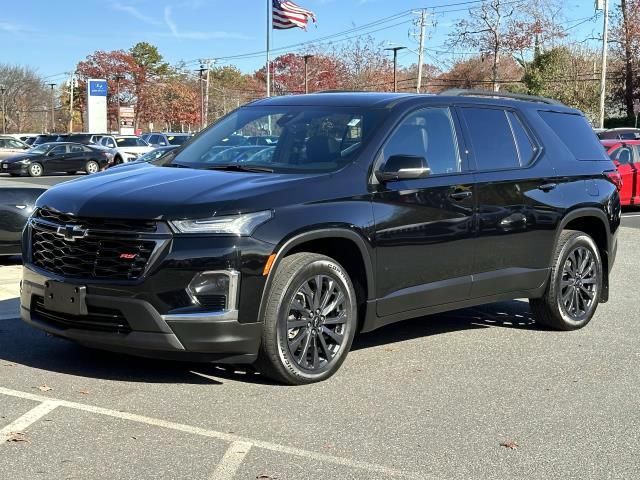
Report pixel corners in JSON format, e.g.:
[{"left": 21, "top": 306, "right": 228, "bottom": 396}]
[
  {"left": 457, "top": 105, "right": 559, "bottom": 298},
  {"left": 43, "top": 144, "right": 69, "bottom": 173},
  {"left": 372, "top": 106, "right": 476, "bottom": 317},
  {"left": 66, "top": 144, "right": 89, "bottom": 171},
  {"left": 608, "top": 144, "right": 635, "bottom": 204}
]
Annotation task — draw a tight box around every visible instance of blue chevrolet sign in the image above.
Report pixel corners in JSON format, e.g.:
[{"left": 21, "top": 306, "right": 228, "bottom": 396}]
[{"left": 89, "top": 80, "right": 108, "bottom": 97}]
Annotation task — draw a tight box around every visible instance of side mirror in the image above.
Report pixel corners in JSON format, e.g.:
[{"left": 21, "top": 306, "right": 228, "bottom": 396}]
[{"left": 375, "top": 155, "right": 431, "bottom": 183}]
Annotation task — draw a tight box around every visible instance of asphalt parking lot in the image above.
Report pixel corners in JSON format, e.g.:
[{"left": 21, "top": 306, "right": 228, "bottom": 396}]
[{"left": 0, "top": 215, "right": 638, "bottom": 479}]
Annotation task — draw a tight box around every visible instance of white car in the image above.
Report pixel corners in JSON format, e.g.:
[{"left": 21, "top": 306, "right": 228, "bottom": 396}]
[{"left": 98, "top": 135, "right": 153, "bottom": 164}]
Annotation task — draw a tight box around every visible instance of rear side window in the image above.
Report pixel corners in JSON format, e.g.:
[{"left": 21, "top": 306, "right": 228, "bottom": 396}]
[
  {"left": 539, "top": 111, "right": 606, "bottom": 161},
  {"left": 460, "top": 107, "right": 519, "bottom": 170},
  {"left": 609, "top": 146, "right": 633, "bottom": 165}
]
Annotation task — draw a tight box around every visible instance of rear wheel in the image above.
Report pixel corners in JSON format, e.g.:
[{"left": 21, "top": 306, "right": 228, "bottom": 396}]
[
  {"left": 85, "top": 160, "right": 99, "bottom": 174},
  {"left": 256, "top": 252, "right": 357, "bottom": 385},
  {"left": 28, "top": 162, "right": 43, "bottom": 177},
  {"left": 530, "top": 230, "right": 602, "bottom": 331}
]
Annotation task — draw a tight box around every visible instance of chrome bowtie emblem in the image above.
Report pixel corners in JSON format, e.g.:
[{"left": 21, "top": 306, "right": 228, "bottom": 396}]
[{"left": 56, "top": 224, "right": 87, "bottom": 242}]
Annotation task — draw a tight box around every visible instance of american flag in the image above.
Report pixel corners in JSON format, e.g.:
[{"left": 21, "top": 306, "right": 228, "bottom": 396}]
[{"left": 272, "top": 0, "right": 316, "bottom": 30}]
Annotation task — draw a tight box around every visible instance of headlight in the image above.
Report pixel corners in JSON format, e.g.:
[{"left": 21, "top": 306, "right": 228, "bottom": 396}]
[
  {"left": 17, "top": 159, "right": 31, "bottom": 164},
  {"left": 169, "top": 210, "right": 272, "bottom": 235}
]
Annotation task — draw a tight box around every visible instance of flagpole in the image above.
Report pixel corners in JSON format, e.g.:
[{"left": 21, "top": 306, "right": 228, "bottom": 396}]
[{"left": 266, "top": 0, "right": 271, "bottom": 98}]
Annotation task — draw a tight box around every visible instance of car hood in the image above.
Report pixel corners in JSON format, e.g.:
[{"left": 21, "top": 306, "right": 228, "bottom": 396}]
[
  {"left": 1, "top": 152, "right": 39, "bottom": 163},
  {"left": 114, "top": 146, "right": 153, "bottom": 153},
  {"left": 36, "top": 163, "right": 325, "bottom": 220}
]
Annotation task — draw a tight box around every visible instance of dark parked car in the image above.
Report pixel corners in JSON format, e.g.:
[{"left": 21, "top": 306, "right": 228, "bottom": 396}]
[
  {"left": 55, "top": 133, "right": 103, "bottom": 145},
  {"left": 1, "top": 142, "right": 109, "bottom": 177},
  {"left": 20, "top": 91, "right": 620, "bottom": 385},
  {"left": 31, "top": 134, "right": 62, "bottom": 146},
  {"left": 141, "top": 132, "right": 192, "bottom": 147},
  {"left": 0, "top": 182, "right": 46, "bottom": 256}
]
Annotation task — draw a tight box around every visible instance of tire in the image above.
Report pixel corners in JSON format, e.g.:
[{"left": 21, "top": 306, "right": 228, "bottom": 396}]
[
  {"left": 28, "top": 162, "right": 43, "bottom": 177},
  {"left": 113, "top": 155, "right": 122, "bottom": 165},
  {"left": 530, "top": 230, "right": 603, "bottom": 331},
  {"left": 85, "top": 160, "right": 99, "bottom": 174},
  {"left": 256, "top": 252, "right": 357, "bottom": 385}
]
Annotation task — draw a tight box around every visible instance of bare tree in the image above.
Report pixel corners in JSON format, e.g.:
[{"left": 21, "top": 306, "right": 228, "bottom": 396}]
[{"left": 449, "top": 0, "right": 516, "bottom": 91}]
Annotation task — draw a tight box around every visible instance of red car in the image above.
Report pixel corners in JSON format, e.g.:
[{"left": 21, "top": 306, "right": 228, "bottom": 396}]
[{"left": 601, "top": 139, "right": 640, "bottom": 206}]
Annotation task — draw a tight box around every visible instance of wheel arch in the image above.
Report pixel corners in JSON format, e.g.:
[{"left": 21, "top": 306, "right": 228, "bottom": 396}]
[
  {"left": 257, "top": 228, "right": 375, "bottom": 328},
  {"left": 556, "top": 208, "right": 611, "bottom": 302}
]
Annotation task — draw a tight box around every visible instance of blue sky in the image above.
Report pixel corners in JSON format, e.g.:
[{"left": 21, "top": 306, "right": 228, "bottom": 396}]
[{"left": 1, "top": 0, "right": 602, "bottom": 84}]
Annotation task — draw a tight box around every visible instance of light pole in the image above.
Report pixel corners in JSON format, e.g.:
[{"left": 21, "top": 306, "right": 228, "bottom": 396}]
[
  {"left": 384, "top": 46, "right": 406, "bottom": 92},
  {"left": 303, "top": 54, "right": 314, "bottom": 94},
  {"left": 598, "top": 0, "right": 609, "bottom": 129},
  {"left": 47, "top": 83, "right": 56, "bottom": 132},
  {"left": 115, "top": 74, "right": 124, "bottom": 134},
  {"left": 0, "top": 85, "right": 6, "bottom": 134}
]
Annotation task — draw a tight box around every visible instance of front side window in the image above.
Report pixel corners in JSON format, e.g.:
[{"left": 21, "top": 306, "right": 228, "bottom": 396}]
[
  {"left": 611, "top": 146, "right": 633, "bottom": 164},
  {"left": 162, "top": 106, "right": 382, "bottom": 174},
  {"left": 382, "top": 107, "right": 461, "bottom": 175},
  {"left": 461, "top": 107, "right": 520, "bottom": 170}
]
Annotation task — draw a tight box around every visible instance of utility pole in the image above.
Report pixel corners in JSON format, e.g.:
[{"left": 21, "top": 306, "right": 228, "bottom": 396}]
[
  {"left": 197, "top": 65, "right": 207, "bottom": 130},
  {"left": 384, "top": 46, "right": 406, "bottom": 93},
  {"left": 0, "top": 85, "right": 6, "bottom": 134},
  {"left": 200, "top": 60, "right": 212, "bottom": 127},
  {"left": 414, "top": 9, "right": 427, "bottom": 93},
  {"left": 68, "top": 74, "right": 76, "bottom": 133},
  {"left": 48, "top": 83, "right": 56, "bottom": 132},
  {"left": 303, "top": 55, "right": 314, "bottom": 94},
  {"left": 115, "top": 74, "right": 124, "bottom": 134},
  {"left": 598, "top": 0, "right": 609, "bottom": 129}
]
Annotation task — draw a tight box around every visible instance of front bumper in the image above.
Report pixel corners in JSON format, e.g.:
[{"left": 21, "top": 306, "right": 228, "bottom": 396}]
[
  {"left": 1, "top": 162, "right": 28, "bottom": 175},
  {"left": 20, "top": 266, "right": 263, "bottom": 363}
]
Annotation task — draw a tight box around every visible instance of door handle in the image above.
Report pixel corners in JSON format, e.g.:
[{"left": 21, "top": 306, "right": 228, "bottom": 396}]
[
  {"left": 538, "top": 183, "right": 558, "bottom": 192},
  {"left": 449, "top": 190, "right": 473, "bottom": 201}
]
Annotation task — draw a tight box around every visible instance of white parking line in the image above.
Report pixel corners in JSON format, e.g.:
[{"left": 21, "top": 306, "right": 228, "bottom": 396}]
[
  {"left": 211, "top": 441, "right": 252, "bottom": 480},
  {"left": 0, "top": 400, "right": 59, "bottom": 440},
  {"left": 0, "top": 387, "right": 426, "bottom": 479}
]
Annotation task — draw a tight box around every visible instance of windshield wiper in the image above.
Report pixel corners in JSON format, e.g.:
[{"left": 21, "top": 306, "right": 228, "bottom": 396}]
[{"left": 204, "top": 164, "right": 274, "bottom": 173}]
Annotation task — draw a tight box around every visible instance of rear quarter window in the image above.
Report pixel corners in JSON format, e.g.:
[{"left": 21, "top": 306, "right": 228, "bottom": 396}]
[{"left": 538, "top": 111, "right": 608, "bottom": 161}]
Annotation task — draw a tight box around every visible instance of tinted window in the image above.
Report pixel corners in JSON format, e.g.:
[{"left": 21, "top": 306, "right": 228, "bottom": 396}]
[
  {"left": 49, "top": 145, "right": 67, "bottom": 155},
  {"left": 383, "top": 107, "right": 461, "bottom": 175},
  {"left": 539, "top": 111, "right": 607, "bottom": 161},
  {"left": 69, "top": 144, "right": 85, "bottom": 153},
  {"left": 610, "top": 146, "right": 633, "bottom": 164},
  {"left": 461, "top": 107, "right": 519, "bottom": 170},
  {"left": 507, "top": 111, "right": 535, "bottom": 165}
]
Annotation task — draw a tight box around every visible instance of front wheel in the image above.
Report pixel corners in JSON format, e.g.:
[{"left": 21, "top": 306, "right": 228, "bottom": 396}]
[
  {"left": 28, "top": 162, "right": 43, "bottom": 177},
  {"left": 256, "top": 252, "right": 357, "bottom": 385},
  {"left": 85, "top": 160, "right": 99, "bottom": 174},
  {"left": 530, "top": 230, "right": 603, "bottom": 331}
]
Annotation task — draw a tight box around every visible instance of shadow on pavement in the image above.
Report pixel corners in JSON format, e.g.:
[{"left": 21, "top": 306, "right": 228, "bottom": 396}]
[{"left": 0, "top": 297, "right": 538, "bottom": 386}]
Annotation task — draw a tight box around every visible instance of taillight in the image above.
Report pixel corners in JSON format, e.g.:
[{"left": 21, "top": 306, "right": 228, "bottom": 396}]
[{"left": 605, "top": 170, "right": 623, "bottom": 191}]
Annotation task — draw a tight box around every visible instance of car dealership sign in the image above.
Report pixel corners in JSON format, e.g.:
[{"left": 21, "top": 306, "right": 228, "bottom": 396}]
[{"left": 87, "top": 79, "right": 107, "bottom": 133}]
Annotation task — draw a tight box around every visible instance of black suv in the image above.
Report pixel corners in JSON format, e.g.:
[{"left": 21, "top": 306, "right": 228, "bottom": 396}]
[{"left": 20, "top": 91, "right": 621, "bottom": 384}]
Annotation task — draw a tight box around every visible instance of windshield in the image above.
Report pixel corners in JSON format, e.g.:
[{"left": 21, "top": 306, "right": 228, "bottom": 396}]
[
  {"left": 116, "top": 137, "right": 148, "bottom": 147},
  {"left": 163, "top": 106, "right": 381, "bottom": 173},
  {"left": 138, "top": 147, "right": 176, "bottom": 162},
  {"left": 166, "top": 135, "right": 190, "bottom": 145},
  {"left": 30, "top": 144, "right": 51, "bottom": 154}
]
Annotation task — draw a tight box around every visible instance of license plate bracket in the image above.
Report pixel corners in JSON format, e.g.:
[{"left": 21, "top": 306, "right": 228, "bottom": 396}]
[{"left": 43, "top": 281, "right": 87, "bottom": 316}]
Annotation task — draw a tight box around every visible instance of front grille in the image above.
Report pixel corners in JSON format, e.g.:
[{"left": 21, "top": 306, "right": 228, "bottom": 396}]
[
  {"left": 37, "top": 207, "right": 157, "bottom": 232},
  {"left": 32, "top": 295, "right": 131, "bottom": 333},
  {"left": 30, "top": 208, "right": 159, "bottom": 281}
]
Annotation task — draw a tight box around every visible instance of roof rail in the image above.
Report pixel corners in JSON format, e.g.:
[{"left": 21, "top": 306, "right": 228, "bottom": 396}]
[{"left": 439, "top": 89, "right": 563, "bottom": 105}]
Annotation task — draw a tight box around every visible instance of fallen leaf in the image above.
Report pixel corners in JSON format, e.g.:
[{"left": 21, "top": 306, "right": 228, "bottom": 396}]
[
  {"left": 500, "top": 440, "right": 519, "bottom": 450},
  {"left": 322, "top": 443, "right": 334, "bottom": 449},
  {"left": 6, "top": 432, "right": 28, "bottom": 443},
  {"left": 36, "top": 385, "right": 53, "bottom": 392},
  {"left": 77, "top": 389, "right": 90, "bottom": 395},
  {"left": 384, "top": 348, "right": 394, "bottom": 352},
  {"left": 256, "top": 475, "right": 278, "bottom": 480},
  {"left": 2, "top": 362, "right": 16, "bottom": 367},
  {"left": 131, "top": 436, "right": 137, "bottom": 440}
]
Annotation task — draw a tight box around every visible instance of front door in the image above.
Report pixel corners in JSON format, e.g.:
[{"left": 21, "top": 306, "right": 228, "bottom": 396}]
[
  {"left": 372, "top": 106, "right": 475, "bottom": 317},
  {"left": 457, "top": 105, "right": 560, "bottom": 298}
]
